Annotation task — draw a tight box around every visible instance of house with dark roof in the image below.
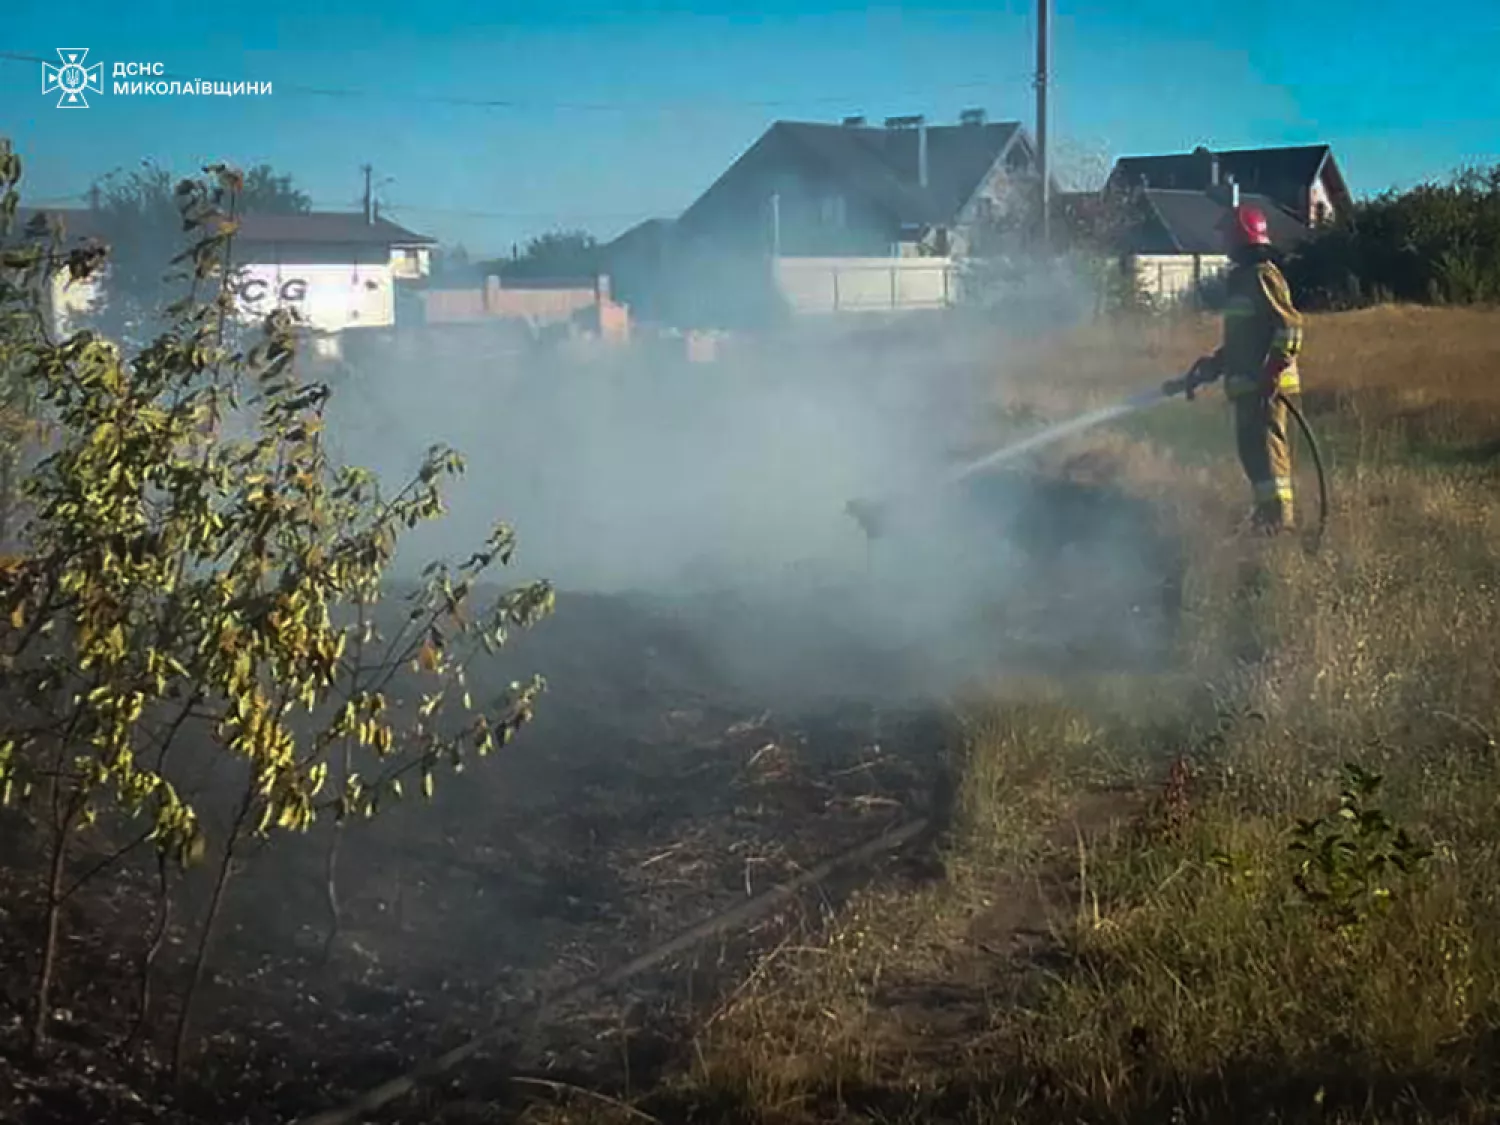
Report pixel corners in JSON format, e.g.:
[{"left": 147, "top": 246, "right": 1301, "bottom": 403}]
[
  {"left": 604, "top": 109, "right": 1047, "bottom": 327},
  {"left": 15, "top": 206, "right": 436, "bottom": 341},
  {"left": 599, "top": 217, "right": 674, "bottom": 323},
  {"left": 1106, "top": 144, "right": 1352, "bottom": 226},
  {"left": 1088, "top": 143, "right": 1351, "bottom": 307},
  {"left": 1114, "top": 183, "right": 1317, "bottom": 306}
]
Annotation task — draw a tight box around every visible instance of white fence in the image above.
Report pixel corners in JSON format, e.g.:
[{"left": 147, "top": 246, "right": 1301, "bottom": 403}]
[
  {"left": 1130, "top": 253, "right": 1231, "bottom": 307},
  {"left": 774, "top": 257, "right": 958, "bottom": 315}
]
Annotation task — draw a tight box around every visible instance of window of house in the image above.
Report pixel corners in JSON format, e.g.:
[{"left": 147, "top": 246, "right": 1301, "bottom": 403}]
[
  {"left": 1006, "top": 146, "right": 1031, "bottom": 174},
  {"left": 820, "top": 194, "right": 847, "bottom": 228}
]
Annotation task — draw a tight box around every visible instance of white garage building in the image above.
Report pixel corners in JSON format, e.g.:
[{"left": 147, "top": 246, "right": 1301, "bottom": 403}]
[
  {"left": 19, "top": 207, "right": 435, "bottom": 344},
  {"left": 227, "top": 211, "right": 435, "bottom": 335}
]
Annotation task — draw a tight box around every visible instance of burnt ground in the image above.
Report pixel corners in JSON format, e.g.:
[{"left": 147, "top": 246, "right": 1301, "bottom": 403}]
[{"left": 0, "top": 473, "right": 1184, "bottom": 1125}]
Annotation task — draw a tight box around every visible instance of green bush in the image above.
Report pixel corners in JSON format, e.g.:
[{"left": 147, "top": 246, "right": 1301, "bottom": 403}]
[
  {"left": 0, "top": 138, "right": 554, "bottom": 1069},
  {"left": 1287, "top": 165, "right": 1500, "bottom": 309}
]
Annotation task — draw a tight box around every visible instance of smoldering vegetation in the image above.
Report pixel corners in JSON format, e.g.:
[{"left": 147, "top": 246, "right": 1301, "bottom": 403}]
[{"left": 323, "top": 319, "right": 1184, "bottom": 712}]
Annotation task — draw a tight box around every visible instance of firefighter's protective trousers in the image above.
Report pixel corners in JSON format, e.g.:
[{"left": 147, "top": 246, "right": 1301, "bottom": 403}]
[
  {"left": 1234, "top": 393, "right": 1298, "bottom": 529},
  {"left": 1215, "top": 259, "right": 1304, "bottom": 530}
]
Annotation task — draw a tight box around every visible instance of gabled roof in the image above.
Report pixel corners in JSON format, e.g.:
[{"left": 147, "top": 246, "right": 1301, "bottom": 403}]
[
  {"left": 235, "top": 212, "right": 436, "bottom": 246},
  {"left": 10, "top": 208, "right": 435, "bottom": 247},
  {"left": 602, "top": 217, "right": 673, "bottom": 255},
  {"left": 780, "top": 120, "right": 1024, "bottom": 225},
  {"left": 1110, "top": 145, "right": 1335, "bottom": 196},
  {"left": 680, "top": 118, "right": 1029, "bottom": 231},
  {"left": 1134, "top": 189, "right": 1312, "bottom": 255}
]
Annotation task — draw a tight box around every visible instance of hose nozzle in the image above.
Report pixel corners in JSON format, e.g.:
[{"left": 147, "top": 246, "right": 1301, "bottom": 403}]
[{"left": 1165, "top": 358, "right": 1218, "bottom": 401}]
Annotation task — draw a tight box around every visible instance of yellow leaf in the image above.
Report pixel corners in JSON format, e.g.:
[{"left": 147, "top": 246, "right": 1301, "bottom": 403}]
[{"left": 8, "top": 603, "right": 22, "bottom": 630}]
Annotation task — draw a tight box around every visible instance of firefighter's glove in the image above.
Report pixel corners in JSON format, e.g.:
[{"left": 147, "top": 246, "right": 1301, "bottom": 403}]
[{"left": 1182, "top": 356, "right": 1217, "bottom": 401}]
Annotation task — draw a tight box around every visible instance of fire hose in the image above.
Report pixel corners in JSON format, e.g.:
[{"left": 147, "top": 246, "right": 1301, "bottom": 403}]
[
  {"left": 846, "top": 368, "right": 1329, "bottom": 553},
  {"left": 1163, "top": 366, "right": 1329, "bottom": 552}
]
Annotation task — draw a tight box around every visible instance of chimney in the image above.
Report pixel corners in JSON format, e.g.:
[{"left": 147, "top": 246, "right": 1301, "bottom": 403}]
[
  {"left": 918, "top": 118, "right": 928, "bottom": 189},
  {"left": 842, "top": 115, "right": 866, "bottom": 127},
  {"left": 960, "top": 107, "right": 987, "bottom": 126},
  {"left": 884, "top": 115, "right": 929, "bottom": 189},
  {"left": 1193, "top": 145, "right": 1219, "bottom": 188}
]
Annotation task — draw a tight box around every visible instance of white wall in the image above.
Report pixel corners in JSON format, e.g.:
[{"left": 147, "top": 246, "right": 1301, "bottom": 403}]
[
  {"left": 775, "top": 256, "right": 957, "bottom": 314},
  {"left": 39, "top": 248, "right": 404, "bottom": 336},
  {"left": 1131, "top": 253, "right": 1230, "bottom": 306},
  {"left": 1309, "top": 174, "right": 1337, "bottom": 225},
  {"left": 231, "top": 259, "right": 395, "bottom": 331},
  {"left": 389, "top": 245, "right": 431, "bottom": 280},
  {"left": 48, "top": 270, "right": 103, "bottom": 335}
]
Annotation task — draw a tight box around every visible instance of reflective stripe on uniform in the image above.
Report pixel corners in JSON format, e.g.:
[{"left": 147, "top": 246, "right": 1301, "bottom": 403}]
[
  {"left": 1253, "top": 477, "right": 1295, "bottom": 503},
  {"left": 1225, "top": 364, "right": 1300, "bottom": 398}
]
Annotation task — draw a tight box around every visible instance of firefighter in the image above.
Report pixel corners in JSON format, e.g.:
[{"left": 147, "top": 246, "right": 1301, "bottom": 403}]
[{"left": 1186, "top": 202, "right": 1305, "bottom": 534}]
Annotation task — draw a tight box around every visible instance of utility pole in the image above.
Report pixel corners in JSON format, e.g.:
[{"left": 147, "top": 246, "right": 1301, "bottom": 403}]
[
  {"left": 1035, "top": 0, "right": 1051, "bottom": 250},
  {"left": 361, "top": 163, "right": 373, "bottom": 224}
]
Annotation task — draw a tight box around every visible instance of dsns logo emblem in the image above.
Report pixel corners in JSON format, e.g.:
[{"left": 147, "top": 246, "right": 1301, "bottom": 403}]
[{"left": 42, "top": 49, "right": 103, "bottom": 109}]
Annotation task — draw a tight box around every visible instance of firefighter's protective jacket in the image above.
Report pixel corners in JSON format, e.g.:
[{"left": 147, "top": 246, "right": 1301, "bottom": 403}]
[{"left": 1213, "top": 257, "right": 1303, "bottom": 399}]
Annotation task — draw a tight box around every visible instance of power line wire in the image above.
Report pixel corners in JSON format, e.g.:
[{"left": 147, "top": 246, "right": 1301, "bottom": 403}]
[
  {"left": 0, "top": 50, "right": 1035, "bottom": 114},
  {"left": 25, "top": 195, "right": 680, "bottom": 231},
  {"left": 26, "top": 192, "right": 680, "bottom": 223},
  {"left": 379, "top": 202, "right": 676, "bottom": 221}
]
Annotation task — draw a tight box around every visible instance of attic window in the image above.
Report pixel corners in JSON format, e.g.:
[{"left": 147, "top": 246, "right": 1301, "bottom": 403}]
[{"left": 1006, "top": 146, "right": 1030, "bottom": 173}]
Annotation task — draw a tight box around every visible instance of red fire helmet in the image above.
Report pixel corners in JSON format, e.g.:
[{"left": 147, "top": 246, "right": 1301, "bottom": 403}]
[{"left": 1219, "top": 202, "right": 1272, "bottom": 248}]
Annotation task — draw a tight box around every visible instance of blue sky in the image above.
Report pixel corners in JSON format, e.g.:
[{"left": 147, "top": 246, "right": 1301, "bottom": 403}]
[{"left": 3, "top": 0, "right": 1496, "bottom": 254}]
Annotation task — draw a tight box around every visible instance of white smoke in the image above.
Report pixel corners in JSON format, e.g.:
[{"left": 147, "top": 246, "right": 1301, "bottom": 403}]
[{"left": 319, "top": 301, "right": 1175, "bottom": 707}]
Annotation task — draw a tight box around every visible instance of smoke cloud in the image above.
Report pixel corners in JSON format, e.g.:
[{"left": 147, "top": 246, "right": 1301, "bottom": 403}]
[{"left": 321, "top": 302, "right": 1176, "bottom": 710}]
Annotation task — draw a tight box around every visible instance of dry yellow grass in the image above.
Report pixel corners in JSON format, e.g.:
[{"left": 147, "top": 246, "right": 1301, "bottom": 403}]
[
  {"left": 1001, "top": 303, "right": 1500, "bottom": 401},
  {"left": 1001, "top": 303, "right": 1500, "bottom": 462}
]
